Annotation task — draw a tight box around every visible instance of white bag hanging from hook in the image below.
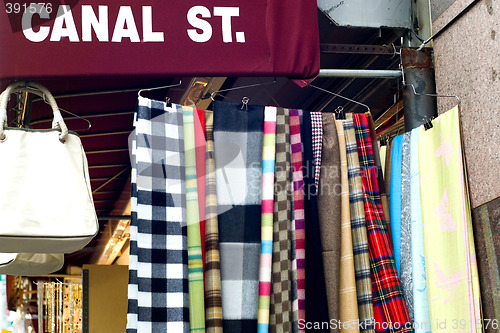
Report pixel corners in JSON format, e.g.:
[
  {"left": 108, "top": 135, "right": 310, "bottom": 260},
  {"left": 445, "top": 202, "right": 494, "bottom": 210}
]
[
  {"left": 0, "top": 81, "right": 98, "bottom": 253},
  {"left": 0, "top": 253, "right": 64, "bottom": 276}
]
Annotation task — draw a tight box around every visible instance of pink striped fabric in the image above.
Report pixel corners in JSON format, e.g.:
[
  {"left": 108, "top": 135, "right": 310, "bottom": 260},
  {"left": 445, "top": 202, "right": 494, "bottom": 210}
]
[
  {"left": 289, "top": 109, "right": 306, "bottom": 332},
  {"left": 257, "top": 107, "right": 277, "bottom": 333}
]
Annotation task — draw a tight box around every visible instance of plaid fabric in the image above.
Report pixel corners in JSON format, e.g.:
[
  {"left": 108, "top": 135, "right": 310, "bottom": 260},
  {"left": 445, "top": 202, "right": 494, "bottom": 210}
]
[
  {"left": 204, "top": 110, "right": 223, "bottom": 333},
  {"left": 400, "top": 133, "right": 414, "bottom": 321},
  {"left": 353, "top": 113, "right": 412, "bottom": 333},
  {"left": 335, "top": 119, "right": 361, "bottom": 333},
  {"left": 270, "top": 107, "right": 295, "bottom": 333},
  {"left": 127, "top": 98, "right": 189, "bottom": 333},
  {"left": 366, "top": 114, "right": 392, "bottom": 243},
  {"left": 258, "top": 107, "right": 277, "bottom": 333},
  {"left": 342, "top": 115, "right": 375, "bottom": 333},
  {"left": 213, "top": 101, "right": 264, "bottom": 333},
  {"left": 182, "top": 106, "right": 206, "bottom": 332},
  {"left": 289, "top": 109, "right": 306, "bottom": 333},
  {"left": 310, "top": 112, "right": 323, "bottom": 189}
]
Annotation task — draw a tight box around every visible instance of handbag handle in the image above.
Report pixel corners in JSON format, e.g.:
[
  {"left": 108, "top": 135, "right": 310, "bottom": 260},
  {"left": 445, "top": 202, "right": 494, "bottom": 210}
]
[{"left": 0, "top": 81, "right": 69, "bottom": 143}]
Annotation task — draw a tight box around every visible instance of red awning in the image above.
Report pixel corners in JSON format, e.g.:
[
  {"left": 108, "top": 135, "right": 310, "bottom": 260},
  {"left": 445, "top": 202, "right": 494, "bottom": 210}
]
[{"left": 0, "top": 0, "right": 319, "bottom": 80}]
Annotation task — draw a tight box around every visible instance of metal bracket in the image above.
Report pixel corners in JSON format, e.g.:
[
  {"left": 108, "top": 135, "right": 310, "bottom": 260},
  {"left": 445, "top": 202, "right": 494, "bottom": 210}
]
[{"left": 320, "top": 43, "right": 399, "bottom": 56}]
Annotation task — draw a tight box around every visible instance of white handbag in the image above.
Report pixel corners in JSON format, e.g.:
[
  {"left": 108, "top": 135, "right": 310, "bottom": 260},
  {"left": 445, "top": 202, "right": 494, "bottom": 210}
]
[
  {"left": 0, "top": 81, "right": 98, "bottom": 253},
  {"left": 0, "top": 253, "right": 64, "bottom": 276}
]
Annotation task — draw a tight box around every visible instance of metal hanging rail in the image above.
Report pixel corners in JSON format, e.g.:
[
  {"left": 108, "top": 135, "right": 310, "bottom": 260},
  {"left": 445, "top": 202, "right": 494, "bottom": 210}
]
[{"left": 318, "top": 69, "right": 402, "bottom": 78}]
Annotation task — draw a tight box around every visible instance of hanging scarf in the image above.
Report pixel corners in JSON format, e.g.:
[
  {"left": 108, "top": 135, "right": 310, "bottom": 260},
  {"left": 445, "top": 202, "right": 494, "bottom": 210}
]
[
  {"left": 289, "top": 109, "right": 306, "bottom": 332},
  {"left": 213, "top": 101, "right": 264, "bottom": 333},
  {"left": 418, "top": 107, "right": 482, "bottom": 333},
  {"left": 384, "top": 138, "right": 393, "bottom": 210},
  {"left": 334, "top": 118, "right": 360, "bottom": 333},
  {"left": 182, "top": 106, "right": 206, "bottom": 332},
  {"left": 127, "top": 98, "right": 189, "bottom": 332},
  {"left": 257, "top": 107, "right": 277, "bottom": 333},
  {"left": 409, "top": 126, "right": 430, "bottom": 333},
  {"left": 379, "top": 146, "right": 387, "bottom": 179},
  {"left": 353, "top": 113, "right": 412, "bottom": 333},
  {"left": 302, "top": 111, "right": 330, "bottom": 332},
  {"left": 204, "top": 110, "right": 223, "bottom": 333},
  {"left": 195, "top": 109, "right": 206, "bottom": 274},
  {"left": 342, "top": 115, "right": 375, "bottom": 333},
  {"left": 367, "top": 114, "right": 392, "bottom": 244},
  {"left": 269, "top": 107, "right": 296, "bottom": 333},
  {"left": 390, "top": 135, "right": 403, "bottom": 276},
  {"left": 400, "top": 133, "right": 414, "bottom": 321},
  {"left": 317, "top": 113, "right": 342, "bottom": 331},
  {"left": 311, "top": 112, "right": 323, "bottom": 188}
]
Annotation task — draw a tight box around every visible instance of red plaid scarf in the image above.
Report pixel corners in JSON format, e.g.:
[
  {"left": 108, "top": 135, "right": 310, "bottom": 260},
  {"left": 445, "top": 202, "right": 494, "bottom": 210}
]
[{"left": 353, "top": 113, "right": 412, "bottom": 333}]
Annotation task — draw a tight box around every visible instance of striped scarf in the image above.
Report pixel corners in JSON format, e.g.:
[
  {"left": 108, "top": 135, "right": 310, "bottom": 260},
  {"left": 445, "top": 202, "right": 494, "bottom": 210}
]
[
  {"left": 182, "top": 106, "right": 206, "bottom": 332},
  {"left": 204, "top": 110, "right": 223, "bottom": 333},
  {"left": 257, "top": 107, "right": 277, "bottom": 333},
  {"left": 289, "top": 109, "right": 306, "bottom": 332}
]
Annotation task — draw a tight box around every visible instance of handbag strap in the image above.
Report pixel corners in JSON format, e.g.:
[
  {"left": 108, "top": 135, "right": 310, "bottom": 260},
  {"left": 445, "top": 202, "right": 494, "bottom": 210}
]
[{"left": 0, "top": 81, "right": 69, "bottom": 143}]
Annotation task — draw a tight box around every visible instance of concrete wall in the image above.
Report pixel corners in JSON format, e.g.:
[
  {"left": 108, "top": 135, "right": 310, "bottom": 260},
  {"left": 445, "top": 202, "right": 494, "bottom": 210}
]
[
  {"left": 433, "top": 0, "right": 500, "bottom": 209},
  {"left": 432, "top": 0, "right": 500, "bottom": 328}
]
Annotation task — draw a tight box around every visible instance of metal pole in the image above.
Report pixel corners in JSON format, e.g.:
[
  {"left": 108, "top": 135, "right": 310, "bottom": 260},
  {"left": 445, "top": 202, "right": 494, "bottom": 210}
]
[
  {"left": 318, "top": 69, "right": 402, "bottom": 78},
  {"left": 401, "top": 48, "right": 438, "bottom": 131}
]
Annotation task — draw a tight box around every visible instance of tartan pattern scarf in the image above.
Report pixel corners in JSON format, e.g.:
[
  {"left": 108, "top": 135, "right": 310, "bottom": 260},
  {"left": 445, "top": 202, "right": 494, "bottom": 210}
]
[
  {"left": 182, "top": 106, "right": 206, "bottom": 333},
  {"left": 127, "top": 99, "right": 189, "bottom": 333},
  {"left": 257, "top": 107, "right": 277, "bottom": 333},
  {"left": 335, "top": 118, "right": 361, "bottom": 333},
  {"left": 342, "top": 115, "right": 375, "bottom": 333},
  {"left": 289, "top": 109, "right": 306, "bottom": 332},
  {"left": 204, "top": 110, "right": 223, "bottom": 333},
  {"left": 213, "top": 101, "right": 264, "bottom": 333},
  {"left": 352, "top": 113, "right": 412, "bottom": 333},
  {"left": 269, "top": 107, "right": 296, "bottom": 333}
]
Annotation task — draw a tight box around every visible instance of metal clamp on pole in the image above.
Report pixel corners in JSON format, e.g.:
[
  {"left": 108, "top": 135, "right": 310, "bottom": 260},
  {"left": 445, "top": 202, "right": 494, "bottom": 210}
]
[{"left": 400, "top": 48, "right": 438, "bottom": 131}]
